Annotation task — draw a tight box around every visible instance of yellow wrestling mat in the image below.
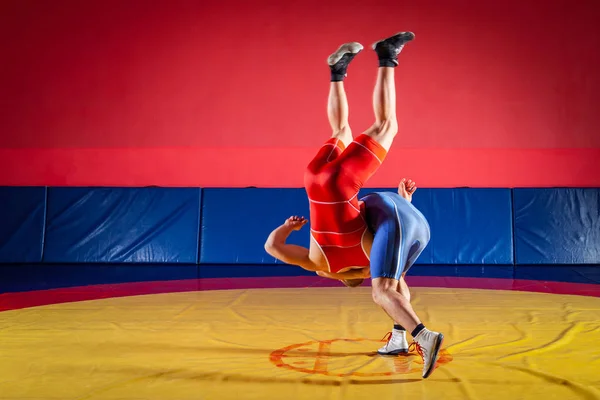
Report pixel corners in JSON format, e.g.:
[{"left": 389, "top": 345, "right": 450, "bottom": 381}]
[{"left": 1, "top": 286, "right": 599, "bottom": 399}]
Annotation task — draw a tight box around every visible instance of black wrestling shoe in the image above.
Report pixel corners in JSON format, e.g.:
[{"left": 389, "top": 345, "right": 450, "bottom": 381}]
[
  {"left": 372, "top": 32, "right": 415, "bottom": 67},
  {"left": 327, "top": 42, "right": 363, "bottom": 81}
]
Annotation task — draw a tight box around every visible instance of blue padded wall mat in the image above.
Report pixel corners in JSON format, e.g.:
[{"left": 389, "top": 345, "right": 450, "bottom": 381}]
[
  {"left": 359, "top": 188, "right": 514, "bottom": 265},
  {"left": 514, "top": 188, "right": 600, "bottom": 264},
  {"left": 514, "top": 266, "right": 600, "bottom": 284},
  {"left": 200, "top": 187, "right": 513, "bottom": 266},
  {"left": 0, "top": 187, "right": 46, "bottom": 263},
  {"left": 200, "top": 188, "right": 309, "bottom": 264},
  {"left": 0, "top": 264, "right": 198, "bottom": 293},
  {"left": 43, "top": 187, "right": 201, "bottom": 263}
]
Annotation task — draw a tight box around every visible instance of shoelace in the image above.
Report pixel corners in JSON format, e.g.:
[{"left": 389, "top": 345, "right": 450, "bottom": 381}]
[
  {"left": 409, "top": 341, "right": 426, "bottom": 361},
  {"left": 380, "top": 331, "right": 392, "bottom": 343}
]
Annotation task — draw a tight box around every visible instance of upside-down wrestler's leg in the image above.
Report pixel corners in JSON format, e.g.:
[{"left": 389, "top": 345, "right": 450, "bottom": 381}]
[
  {"left": 306, "top": 43, "right": 363, "bottom": 173},
  {"left": 327, "top": 42, "right": 363, "bottom": 148},
  {"left": 326, "top": 34, "right": 414, "bottom": 205},
  {"left": 363, "top": 32, "right": 415, "bottom": 152}
]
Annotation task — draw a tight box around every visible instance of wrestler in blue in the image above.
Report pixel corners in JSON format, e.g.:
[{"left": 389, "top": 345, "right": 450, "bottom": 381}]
[{"left": 325, "top": 178, "right": 444, "bottom": 379}]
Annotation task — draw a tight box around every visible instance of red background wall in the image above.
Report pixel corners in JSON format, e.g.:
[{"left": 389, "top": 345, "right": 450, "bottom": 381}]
[{"left": 1, "top": 0, "right": 599, "bottom": 187}]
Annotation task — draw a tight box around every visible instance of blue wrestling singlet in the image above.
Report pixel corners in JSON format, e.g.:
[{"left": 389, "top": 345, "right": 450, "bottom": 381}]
[{"left": 361, "top": 192, "right": 431, "bottom": 280}]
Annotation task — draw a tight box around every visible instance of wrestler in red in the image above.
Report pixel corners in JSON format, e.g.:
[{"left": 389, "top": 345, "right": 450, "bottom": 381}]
[{"left": 265, "top": 32, "right": 445, "bottom": 379}]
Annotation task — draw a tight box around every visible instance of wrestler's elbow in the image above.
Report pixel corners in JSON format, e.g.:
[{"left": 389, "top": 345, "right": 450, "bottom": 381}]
[
  {"left": 264, "top": 229, "right": 279, "bottom": 250},
  {"left": 264, "top": 227, "right": 284, "bottom": 251},
  {"left": 264, "top": 241, "right": 277, "bottom": 257},
  {"left": 264, "top": 241, "right": 284, "bottom": 262}
]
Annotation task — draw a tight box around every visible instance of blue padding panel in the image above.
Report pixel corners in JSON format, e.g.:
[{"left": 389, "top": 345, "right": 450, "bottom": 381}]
[
  {"left": 514, "top": 188, "right": 600, "bottom": 264},
  {"left": 0, "top": 187, "right": 46, "bottom": 263},
  {"left": 0, "top": 264, "right": 198, "bottom": 293},
  {"left": 514, "top": 266, "right": 600, "bottom": 284},
  {"left": 411, "top": 265, "right": 515, "bottom": 279},
  {"left": 200, "top": 188, "right": 309, "bottom": 263},
  {"left": 360, "top": 188, "right": 514, "bottom": 264},
  {"left": 198, "top": 264, "right": 316, "bottom": 278},
  {"left": 44, "top": 187, "right": 200, "bottom": 263},
  {"left": 201, "top": 187, "right": 513, "bottom": 265}
]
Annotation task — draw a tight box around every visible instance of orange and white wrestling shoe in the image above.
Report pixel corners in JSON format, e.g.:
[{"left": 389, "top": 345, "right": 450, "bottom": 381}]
[
  {"left": 411, "top": 329, "right": 445, "bottom": 378},
  {"left": 377, "top": 329, "right": 409, "bottom": 355}
]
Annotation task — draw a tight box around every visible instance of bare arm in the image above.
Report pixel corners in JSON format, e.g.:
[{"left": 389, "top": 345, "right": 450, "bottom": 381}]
[{"left": 264, "top": 217, "right": 318, "bottom": 271}]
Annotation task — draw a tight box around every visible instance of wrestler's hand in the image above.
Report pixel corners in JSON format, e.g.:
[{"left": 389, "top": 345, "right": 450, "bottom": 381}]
[
  {"left": 285, "top": 216, "right": 308, "bottom": 231},
  {"left": 398, "top": 178, "right": 417, "bottom": 202}
]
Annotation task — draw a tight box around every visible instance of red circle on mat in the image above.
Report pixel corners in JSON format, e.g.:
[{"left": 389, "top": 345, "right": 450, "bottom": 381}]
[{"left": 270, "top": 338, "right": 453, "bottom": 377}]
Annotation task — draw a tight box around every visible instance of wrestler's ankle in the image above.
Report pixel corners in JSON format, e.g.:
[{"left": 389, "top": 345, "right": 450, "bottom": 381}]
[{"left": 411, "top": 323, "right": 425, "bottom": 338}]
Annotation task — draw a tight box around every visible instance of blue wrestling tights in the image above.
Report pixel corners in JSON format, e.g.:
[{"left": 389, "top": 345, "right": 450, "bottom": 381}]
[{"left": 361, "top": 192, "right": 431, "bottom": 280}]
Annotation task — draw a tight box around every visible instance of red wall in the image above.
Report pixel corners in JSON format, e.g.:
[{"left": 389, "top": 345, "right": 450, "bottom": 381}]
[{"left": 1, "top": 0, "right": 599, "bottom": 187}]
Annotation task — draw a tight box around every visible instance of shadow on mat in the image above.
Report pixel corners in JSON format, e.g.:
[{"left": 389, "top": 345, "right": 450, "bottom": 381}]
[
  {"left": 49, "top": 343, "right": 455, "bottom": 385},
  {"left": 81, "top": 342, "right": 385, "bottom": 358},
  {"left": 49, "top": 342, "right": 456, "bottom": 384},
  {"left": 82, "top": 341, "right": 407, "bottom": 358},
  {"left": 52, "top": 364, "right": 430, "bottom": 385}
]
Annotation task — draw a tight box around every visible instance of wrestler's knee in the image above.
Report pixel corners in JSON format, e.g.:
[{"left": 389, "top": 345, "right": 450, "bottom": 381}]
[
  {"left": 399, "top": 274, "right": 411, "bottom": 302},
  {"left": 371, "top": 277, "right": 399, "bottom": 306},
  {"left": 332, "top": 126, "right": 353, "bottom": 148},
  {"left": 366, "top": 119, "right": 398, "bottom": 138},
  {"left": 364, "top": 120, "right": 398, "bottom": 151}
]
